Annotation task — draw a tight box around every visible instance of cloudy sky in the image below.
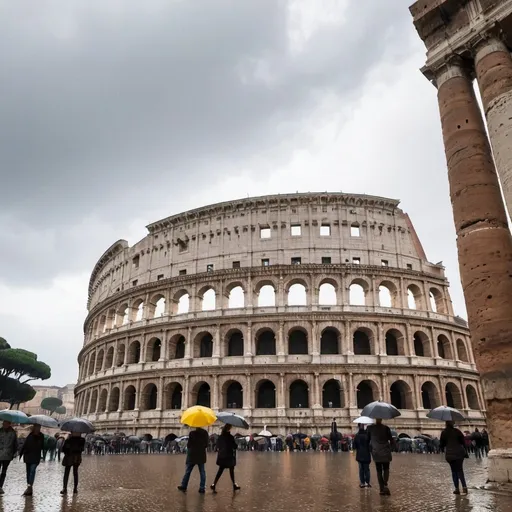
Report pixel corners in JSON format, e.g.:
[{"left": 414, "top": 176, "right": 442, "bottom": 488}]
[{"left": 0, "top": 0, "right": 466, "bottom": 387}]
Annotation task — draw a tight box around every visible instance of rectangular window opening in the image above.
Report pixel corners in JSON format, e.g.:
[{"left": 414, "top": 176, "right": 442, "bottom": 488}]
[
  {"left": 132, "top": 279, "right": 138, "bottom": 286},
  {"left": 406, "top": 263, "right": 413, "bottom": 270},
  {"left": 381, "top": 260, "right": 389, "bottom": 267},
  {"left": 179, "top": 269, "right": 187, "bottom": 276},
  {"left": 291, "top": 257, "right": 302, "bottom": 265},
  {"left": 322, "top": 257, "right": 332, "bottom": 265},
  {"left": 206, "top": 264, "right": 214, "bottom": 272},
  {"left": 232, "top": 261, "right": 241, "bottom": 269},
  {"left": 157, "top": 274, "right": 164, "bottom": 280},
  {"left": 260, "top": 227, "right": 271, "bottom": 239},
  {"left": 262, "top": 258, "right": 270, "bottom": 267},
  {"left": 351, "top": 225, "right": 360, "bottom": 237},
  {"left": 320, "top": 224, "right": 331, "bottom": 236},
  {"left": 291, "top": 225, "right": 301, "bottom": 236},
  {"left": 352, "top": 257, "right": 361, "bottom": 265},
  {"left": 132, "top": 256, "right": 140, "bottom": 269}
]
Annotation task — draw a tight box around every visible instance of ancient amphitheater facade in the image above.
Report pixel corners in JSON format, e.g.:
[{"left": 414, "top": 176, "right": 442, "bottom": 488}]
[{"left": 76, "top": 193, "right": 485, "bottom": 436}]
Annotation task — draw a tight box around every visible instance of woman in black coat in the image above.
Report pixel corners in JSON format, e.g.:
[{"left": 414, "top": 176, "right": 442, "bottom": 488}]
[
  {"left": 353, "top": 425, "right": 372, "bottom": 488},
  {"left": 210, "top": 425, "right": 240, "bottom": 492},
  {"left": 440, "top": 421, "right": 468, "bottom": 495},
  {"left": 60, "top": 433, "right": 86, "bottom": 495}
]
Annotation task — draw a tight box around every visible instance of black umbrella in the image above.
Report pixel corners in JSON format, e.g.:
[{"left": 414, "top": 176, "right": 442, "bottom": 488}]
[
  {"left": 426, "top": 406, "right": 465, "bottom": 422},
  {"left": 142, "top": 434, "right": 153, "bottom": 442},
  {"left": 293, "top": 433, "right": 307, "bottom": 439},
  {"left": 165, "top": 433, "right": 177, "bottom": 443},
  {"left": 360, "top": 401, "right": 401, "bottom": 420},
  {"left": 398, "top": 433, "right": 411, "bottom": 439}
]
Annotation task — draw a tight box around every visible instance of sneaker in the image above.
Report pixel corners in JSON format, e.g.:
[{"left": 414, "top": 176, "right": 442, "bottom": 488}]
[
  {"left": 233, "top": 484, "right": 241, "bottom": 491},
  {"left": 366, "top": 484, "right": 372, "bottom": 488},
  {"left": 177, "top": 486, "right": 187, "bottom": 492},
  {"left": 453, "top": 489, "right": 460, "bottom": 495},
  {"left": 360, "top": 484, "right": 365, "bottom": 488}
]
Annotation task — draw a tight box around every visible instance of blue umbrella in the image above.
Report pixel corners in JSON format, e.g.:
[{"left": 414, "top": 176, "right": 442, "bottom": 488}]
[
  {"left": 0, "top": 409, "right": 29, "bottom": 424},
  {"left": 60, "top": 417, "right": 95, "bottom": 434}
]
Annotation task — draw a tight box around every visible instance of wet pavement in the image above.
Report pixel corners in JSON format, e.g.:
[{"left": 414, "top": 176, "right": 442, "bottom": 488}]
[{"left": 1, "top": 452, "right": 511, "bottom": 512}]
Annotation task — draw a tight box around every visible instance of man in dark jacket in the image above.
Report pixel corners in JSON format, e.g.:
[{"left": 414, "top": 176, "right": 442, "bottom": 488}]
[
  {"left": 0, "top": 420, "right": 18, "bottom": 494},
  {"left": 367, "top": 419, "right": 393, "bottom": 495},
  {"left": 178, "top": 427, "right": 209, "bottom": 493},
  {"left": 19, "top": 424, "right": 44, "bottom": 496},
  {"left": 440, "top": 421, "right": 468, "bottom": 495},
  {"left": 353, "top": 425, "right": 371, "bottom": 488}
]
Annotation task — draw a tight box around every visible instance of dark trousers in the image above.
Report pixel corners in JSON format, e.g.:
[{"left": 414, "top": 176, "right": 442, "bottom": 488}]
[
  {"left": 375, "top": 462, "right": 390, "bottom": 490},
  {"left": 0, "top": 461, "right": 10, "bottom": 488},
  {"left": 448, "top": 459, "right": 467, "bottom": 489},
  {"left": 213, "top": 466, "right": 235, "bottom": 485},
  {"left": 63, "top": 464, "right": 80, "bottom": 490},
  {"left": 25, "top": 463, "right": 38, "bottom": 485},
  {"left": 358, "top": 462, "right": 370, "bottom": 485}
]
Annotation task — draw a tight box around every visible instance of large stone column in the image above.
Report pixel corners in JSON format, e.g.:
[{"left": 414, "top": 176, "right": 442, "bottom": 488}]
[
  {"left": 474, "top": 36, "right": 512, "bottom": 217},
  {"left": 436, "top": 61, "right": 512, "bottom": 482}
]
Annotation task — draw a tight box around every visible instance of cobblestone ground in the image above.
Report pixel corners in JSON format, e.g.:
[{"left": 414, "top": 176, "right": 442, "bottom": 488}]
[{"left": 1, "top": 452, "right": 511, "bottom": 512}]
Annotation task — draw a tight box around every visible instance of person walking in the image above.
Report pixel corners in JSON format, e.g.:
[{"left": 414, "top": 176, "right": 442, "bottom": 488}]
[
  {"left": 177, "top": 427, "right": 209, "bottom": 493},
  {"left": 210, "top": 425, "right": 240, "bottom": 493},
  {"left": 60, "top": 433, "right": 86, "bottom": 495},
  {"left": 353, "top": 424, "right": 371, "bottom": 488},
  {"left": 367, "top": 419, "right": 393, "bottom": 495},
  {"left": 0, "top": 420, "right": 18, "bottom": 494},
  {"left": 19, "top": 424, "right": 44, "bottom": 496},
  {"left": 440, "top": 421, "right": 468, "bottom": 495}
]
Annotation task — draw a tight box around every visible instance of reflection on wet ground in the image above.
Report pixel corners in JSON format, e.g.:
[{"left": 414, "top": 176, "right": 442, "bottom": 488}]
[{"left": 1, "top": 452, "right": 511, "bottom": 512}]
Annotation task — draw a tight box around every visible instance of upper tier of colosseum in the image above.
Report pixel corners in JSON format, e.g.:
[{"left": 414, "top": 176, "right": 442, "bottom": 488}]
[{"left": 87, "top": 192, "right": 446, "bottom": 312}]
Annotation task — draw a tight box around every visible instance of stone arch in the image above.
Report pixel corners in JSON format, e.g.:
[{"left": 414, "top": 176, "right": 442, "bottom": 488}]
[
  {"left": 146, "top": 337, "right": 162, "bottom": 362},
  {"left": 407, "top": 284, "right": 423, "bottom": 310},
  {"left": 83, "top": 391, "right": 90, "bottom": 414},
  {"left": 226, "top": 329, "right": 244, "bottom": 357},
  {"left": 421, "top": 381, "right": 440, "bottom": 409},
  {"left": 349, "top": 278, "right": 370, "bottom": 306},
  {"left": 318, "top": 279, "right": 337, "bottom": 306},
  {"left": 194, "top": 331, "right": 213, "bottom": 358},
  {"left": 456, "top": 339, "right": 469, "bottom": 362},
  {"left": 140, "top": 383, "right": 158, "bottom": 411},
  {"left": 150, "top": 294, "right": 166, "bottom": 318},
  {"left": 226, "top": 282, "right": 245, "bottom": 309},
  {"left": 88, "top": 354, "right": 95, "bottom": 376},
  {"left": 385, "top": 329, "right": 406, "bottom": 356},
  {"left": 192, "top": 381, "right": 211, "bottom": 407},
  {"left": 254, "top": 280, "right": 277, "bottom": 307},
  {"left": 223, "top": 380, "right": 243, "bottom": 409},
  {"left": 172, "top": 289, "right": 190, "bottom": 315},
  {"left": 413, "top": 331, "right": 431, "bottom": 357},
  {"left": 98, "top": 388, "right": 108, "bottom": 412},
  {"left": 108, "top": 387, "right": 120, "bottom": 412},
  {"left": 429, "top": 287, "right": 446, "bottom": 314},
  {"left": 165, "top": 382, "right": 183, "bottom": 410},
  {"left": 123, "top": 385, "right": 136, "bottom": 410},
  {"left": 105, "top": 346, "right": 114, "bottom": 368},
  {"left": 378, "top": 280, "right": 399, "bottom": 308},
  {"left": 288, "top": 327, "right": 308, "bottom": 355},
  {"left": 199, "top": 285, "right": 216, "bottom": 311},
  {"left": 353, "top": 327, "right": 374, "bottom": 355},
  {"left": 255, "top": 328, "right": 276, "bottom": 356},
  {"left": 95, "top": 349, "right": 104, "bottom": 373},
  {"left": 390, "top": 380, "right": 413, "bottom": 409},
  {"left": 289, "top": 379, "right": 309, "bottom": 408},
  {"left": 127, "top": 340, "right": 141, "bottom": 364},
  {"left": 255, "top": 379, "right": 276, "bottom": 408},
  {"left": 357, "top": 380, "right": 378, "bottom": 409},
  {"left": 322, "top": 379, "right": 344, "bottom": 408},
  {"left": 116, "top": 303, "right": 129, "bottom": 327},
  {"left": 287, "top": 280, "right": 307, "bottom": 306},
  {"left": 445, "top": 382, "right": 463, "bottom": 409},
  {"left": 98, "top": 315, "right": 107, "bottom": 334},
  {"left": 169, "top": 334, "right": 186, "bottom": 359},
  {"left": 466, "top": 384, "right": 479, "bottom": 410},
  {"left": 132, "top": 299, "right": 145, "bottom": 322},
  {"left": 437, "top": 334, "right": 453, "bottom": 360},
  {"left": 320, "top": 327, "right": 340, "bottom": 355},
  {"left": 116, "top": 344, "right": 125, "bottom": 366},
  {"left": 90, "top": 389, "right": 98, "bottom": 413}
]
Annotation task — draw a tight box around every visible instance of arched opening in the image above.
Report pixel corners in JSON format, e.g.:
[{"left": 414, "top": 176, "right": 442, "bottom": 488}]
[
  {"left": 390, "top": 380, "right": 413, "bottom": 409},
  {"left": 99, "top": 389, "right": 108, "bottom": 412},
  {"left": 226, "top": 330, "right": 244, "bottom": 357},
  {"left": 95, "top": 350, "right": 104, "bottom": 373},
  {"left": 445, "top": 383, "right": 463, "bottom": 409},
  {"left": 116, "top": 304, "right": 129, "bottom": 327},
  {"left": 407, "top": 285, "right": 422, "bottom": 310},
  {"left": 429, "top": 292, "right": 438, "bottom": 313},
  {"left": 319, "top": 283, "right": 337, "bottom": 305},
  {"left": 413, "top": 331, "right": 430, "bottom": 357},
  {"left": 195, "top": 383, "right": 211, "bottom": 407},
  {"left": 127, "top": 341, "right": 141, "bottom": 364},
  {"left": 349, "top": 282, "right": 366, "bottom": 306},
  {"left": 322, "top": 379, "right": 343, "bottom": 408},
  {"left": 437, "top": 335, "right": 452, "bottom": 359},
  {"left": 288, "top": 328, "right": 308, "bottom": 355},
  {"left": 466, "top": 385, "right": 479, "bottom": 410},
  {"left": 256, "top": 329, "right": 276, "bottom": 356},
  {"left": 116, "top": 344, "right": 125, "bottom": 366},
  {"left": 379, "top": 286, "right": 392, "bottom": 308},
  {"left": 287, "top": 283, "right": 307, "bottom": 306},
  {"left": 108, "top": 387, "right": 120, "bottom": 412},
  {"left": 140, "top": 383, "right": 158, "bottom": 411},
  {"left": 98, "top": 315, "right": 106, "bottom": 334},
  {"left": 257, "top": 284, "right": 276, "bottom": 307},
  {"left": 134, "top": 301, "right": 144, "bottom": 322},
  {"left": 256, "top": 380, "right": 276, "bottom": 408},
  {"left": 320, "top": 328, "right": 339, "bottom": 354},
  {"left": 289, "top": 380, "right": 309, "bottom": 408},
  {"left": 88, "top": 355, "right": 95, "bottom": 376},
  {"left": 421, "top": 381, "right": 440, "bottom": 409},
  {"left": 429, "top": 288, "right": 446, "bottom": 314},
  {"left": 154, "top": 296, "right": 166, "bottom": 317},
  {"left": 105, "top": 347, "right": 114, "bottom": 368},
  {"left": 201, "top": 288, "right": 216, "bottom": 311},
  {"left": 90, "top": 390, "right": 98, "bottom": 413},
  {"left": 385, "top": 329, "right": 405, "bottom": 356},
  {"left": 456, "top": 339, "right": 469, "bottom": 362},
  {"left": 357, "top": 380, "right": 376, "bottom": 409},
  {"left": 166, "top": 383, "right": 183, "bottom": 410},
  {"left": 177, "top": 293, "right": 190, "bottom": 314},
  {"left": 225, "top": 381, "right": 243, "bottom": 408},
  {"left": 123, "top": 385, "right": 136, "bottom": 411},
  {"left": 199, "top": 333, "right": 213, "bottom": 358},
  {"left": 228, "top": 286, "right": 244, "bottom": 308},
  {"left": 147, "top": 338, "right": 162, "bottom": 362},
  {"left": 174, "top": 336, "right": 186, "bottom": 359},
  {"left": 353, "top": 328, "right": 372, "bottom": 355}
]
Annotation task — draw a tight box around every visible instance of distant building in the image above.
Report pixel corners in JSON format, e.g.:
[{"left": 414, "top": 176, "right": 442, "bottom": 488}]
[{"left": 12, "top": 384, "right": 76, "bottom": 417}]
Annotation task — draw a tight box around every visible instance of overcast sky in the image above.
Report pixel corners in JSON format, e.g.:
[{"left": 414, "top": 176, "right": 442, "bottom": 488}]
[{"left": 0, "top": 1, "right": 467, "bottom": 387}]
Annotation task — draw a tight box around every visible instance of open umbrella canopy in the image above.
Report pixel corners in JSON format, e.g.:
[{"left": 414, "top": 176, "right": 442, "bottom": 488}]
[
  {"left": 60, "top": 418, "right": 95, "bottom": 434},
  {"left": 128, "top": 435, "right": 140, "bottom": 442},
  {"left": 142, "top": 433, "right": 153, "bottom": 442},
  {"left": 426, "top": 406, "right": 465, "bottom": 422},
  {"left": 165, "top": 433, "right": 177, "bottom": 443},
  {"left": 0, "top": 409, "right": 29, "bottom": 424},
  {"left": 352, "top": 416, "right": 375, "bottom": 425},
  {"left": 258, "top": 426, "right": 272, "bottom": 437},
  {"left": 216, "top": 411, "right": 249, "bottom": 429},
  {"left": 360, "top": 401, "right": 401, "bottom": 420},
  {"left": 181, "top": 406, "right": 217, "bottom": 428},
  {"left": 398, "top": 433, "right": 411, "bottom": 439},
  {"left": 27, "top": 415, "right": 59, "bottom": 429},
  {"left": 292, "top": 432, "right": 307, "bottom": 439}
]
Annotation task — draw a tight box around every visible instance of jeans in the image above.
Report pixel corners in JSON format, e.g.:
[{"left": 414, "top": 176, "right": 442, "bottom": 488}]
[
  {"left": 375, "top": 462, "right": 390, "bottom": 491},
  {"left": 25, "top": 463, "right": 38, "bottom": 485},
  {"left": 63, "top": 464, "right": 80, "bottom": 490},
  {"left": 181, "top": 463, "right": 206, "bottom": 491},
  {"left": 213, "top": 467, "right": 235, "bottom": 486},
  {"left": 358, "top": 462, "right": 370, "bottom": 485},
  {"left": 448, "top": 459, "right": 467, "bottom": 489},
  {"left": 0, "top": 461, "right": 10, "bottom": 488}
]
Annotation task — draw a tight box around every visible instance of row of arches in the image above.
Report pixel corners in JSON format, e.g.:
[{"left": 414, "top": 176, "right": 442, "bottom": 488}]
[{"left": 82, "top": 327, "right": 471, "bottom": 377}]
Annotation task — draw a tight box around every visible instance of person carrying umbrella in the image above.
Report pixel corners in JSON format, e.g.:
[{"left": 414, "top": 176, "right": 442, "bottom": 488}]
[
  {"left": 0, "top": 420, "right": 18, "bottom": 494},
  {"left": 60, "top": 433, "right": 86, "bottom": 495},
  {"left": 210, "top": 424, "right": 241, "bottom": 493},
  {"left": 367, "top": 419, "right": 393, "bottom": 495},
  {"left": 440, "top": 422, "right": 468, "bottom": 495},
  {"left": 19, "top": 424, "right": 44, "bottom": 497},
  {"left": 353, "top": 424, "right": 371, "bottom": 488}
]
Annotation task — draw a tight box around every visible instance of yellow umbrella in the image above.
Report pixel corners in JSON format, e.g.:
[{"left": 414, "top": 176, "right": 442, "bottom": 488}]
[{"left": 180, "top": 406, "right": 217, "bottom": 428}]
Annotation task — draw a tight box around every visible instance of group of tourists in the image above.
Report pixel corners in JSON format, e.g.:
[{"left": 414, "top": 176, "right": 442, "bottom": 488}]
[{"left": 0, "top": 420, "right": 85, "bottom": 497}]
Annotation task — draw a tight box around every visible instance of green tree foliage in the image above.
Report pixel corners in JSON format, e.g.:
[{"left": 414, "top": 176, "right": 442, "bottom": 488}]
[
  {"left": 55, "top": 406, "right": 66, "bottom": 416},
  {"left": 1, "top": 378, "right": 36, "bottom": 409},
  {"left": 41, "top": 397, "right": 63, "bottom": 416}
]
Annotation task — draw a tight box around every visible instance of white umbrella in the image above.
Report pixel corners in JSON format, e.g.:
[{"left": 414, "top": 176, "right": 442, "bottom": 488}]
[
  {"left": 353, "top": 416, "right": 375, "bottom": 425},
  {"left": 258, "top": 425, "right": 272, "bottom": 437},
  {"left": 27, "top": 415, "right": 59, "bottom": 429}
]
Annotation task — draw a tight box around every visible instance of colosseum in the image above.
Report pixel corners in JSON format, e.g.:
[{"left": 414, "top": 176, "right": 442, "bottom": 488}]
[{"left": 75, "top": 192, "right": 486, "bottom": 436}]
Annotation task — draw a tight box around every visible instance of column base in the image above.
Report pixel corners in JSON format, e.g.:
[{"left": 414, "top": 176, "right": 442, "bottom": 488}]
[{"left": 488, "top": 449, "right": 512, "bottom": 483}]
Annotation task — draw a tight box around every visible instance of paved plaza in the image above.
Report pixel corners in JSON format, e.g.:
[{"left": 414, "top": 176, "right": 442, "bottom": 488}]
[{"left": 1, "top": 452, "right": 511, "bottom": 512}]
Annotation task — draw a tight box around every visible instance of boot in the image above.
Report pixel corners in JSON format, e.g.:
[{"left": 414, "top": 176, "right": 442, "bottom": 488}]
[
  {"left": 60, "top": 489, "right": 67, "bottom": 495},
  {"left": 233, "top": 484, "right": 241, "bottom": 491},
  {"left": 22, "top": 485, "right": 33, "bottom": 496},
  {"left": 210, "top": 484, "right": 217, "bottom": 494}
]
